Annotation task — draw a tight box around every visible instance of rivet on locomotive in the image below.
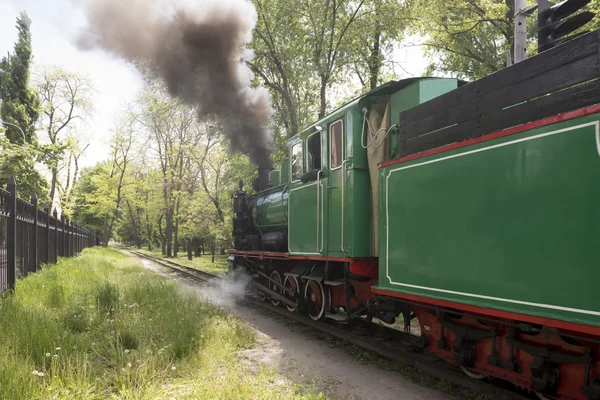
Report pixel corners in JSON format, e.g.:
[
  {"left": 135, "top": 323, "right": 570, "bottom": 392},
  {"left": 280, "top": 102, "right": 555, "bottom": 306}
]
[{"left": 229, "top": 30, "right": 600, "bottom": 400}]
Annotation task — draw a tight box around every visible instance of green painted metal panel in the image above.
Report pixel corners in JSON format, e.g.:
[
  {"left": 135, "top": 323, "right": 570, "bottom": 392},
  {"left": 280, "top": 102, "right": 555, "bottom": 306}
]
[
  {"left": 288, "top": 182, "right": 322, "bottom": 255},
  {"left": 418, "top": 79, "right": 459, "bottom": 104},
  {"left": 345, "top": 110, "right": 373, "bottom": 258},
  {"left": 379, "top": 115, "right": 600, "bottom": 327}
]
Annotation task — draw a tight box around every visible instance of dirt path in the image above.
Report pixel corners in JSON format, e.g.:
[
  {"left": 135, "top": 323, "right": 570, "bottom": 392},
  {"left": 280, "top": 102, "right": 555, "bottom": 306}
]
[{"left": 139, "top": 258, "right": 452, "bottom": 400}]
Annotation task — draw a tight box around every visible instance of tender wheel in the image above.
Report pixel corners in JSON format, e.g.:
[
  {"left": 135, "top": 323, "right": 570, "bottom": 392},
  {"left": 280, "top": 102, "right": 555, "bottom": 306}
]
[
  {"left": 283, "top": 276, "right": 299, "bottom": 312},
  {"left": 304, "top": 280, "right": 329, "bottom": 321},
  {"left": 269, "top": 270, "right": 283, "bottom": 307},
  {"left": 460, "top": 366, "right": 486, "bottom": 380}
]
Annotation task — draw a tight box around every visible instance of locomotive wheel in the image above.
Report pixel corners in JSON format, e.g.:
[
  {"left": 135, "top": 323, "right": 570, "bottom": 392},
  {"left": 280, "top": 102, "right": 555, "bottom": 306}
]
[
  {"left": 283, "top": 276, "right": 299, "bottom": 312},
  {"left": 269, "top": 270, "right": 283, "bottom": 307},
  {"left": 460, "top": 366, "right": 486, "bottom": 380},
  {"left": 304, "top": 280, "right": 329, "bottom": 321},
  {"left": 535, "top": 393, "right": 549, "bottom": 400}
]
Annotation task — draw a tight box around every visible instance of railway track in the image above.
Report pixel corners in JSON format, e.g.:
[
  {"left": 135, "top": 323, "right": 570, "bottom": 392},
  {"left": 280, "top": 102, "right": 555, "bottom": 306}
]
[{"left": 125, "top": 248, "right": 535, "bottom": 400}]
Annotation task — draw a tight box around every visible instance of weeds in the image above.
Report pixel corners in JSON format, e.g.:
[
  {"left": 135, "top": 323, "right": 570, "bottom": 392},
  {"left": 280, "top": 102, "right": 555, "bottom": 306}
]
[{"left": 0, "top": 247, "right": 324, "bottom": 399}]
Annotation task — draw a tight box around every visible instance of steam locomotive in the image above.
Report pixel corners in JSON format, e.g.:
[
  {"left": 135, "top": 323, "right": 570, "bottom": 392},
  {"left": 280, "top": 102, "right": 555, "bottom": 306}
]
[{"left": 228, "top": 29, "right": 600, "bottom": 400}]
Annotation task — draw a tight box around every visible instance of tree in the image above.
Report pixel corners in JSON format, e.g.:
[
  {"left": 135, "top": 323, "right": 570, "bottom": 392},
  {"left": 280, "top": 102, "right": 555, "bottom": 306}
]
[
  {"left": 409, "top": 0, "right": 514, "bottom": 80},
  {"left": 248, "top": 0, "right": 320, "bottom": 139},
  {"left": 0, "top": 136, "right": 48, "bottom": 201},
  {"left": 0, "top": 11, "right": 40, "bottom": 144},
  {"left": 138, "top": 87, "right": 202, "bottom": 256},
  {"left": 348, "top": 0, "right": 409, "bottom": 91},
  {"left": 0, "top": 11, "right": 47, "bottom": 199},
  {"left": 36, "top": 66, "right": 93, "bottom": 206},
  {"left": 302, "top": 0, "right": 367, "bottom": 118},
  {"left": 58, "top": 135, "right": 90, "bottom": 209}
]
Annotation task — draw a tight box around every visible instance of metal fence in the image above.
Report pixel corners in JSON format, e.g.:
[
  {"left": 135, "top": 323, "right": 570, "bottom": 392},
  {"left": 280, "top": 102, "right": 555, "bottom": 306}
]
[{"left": 0, "top": 176, "right": 97, "bottom": 292}]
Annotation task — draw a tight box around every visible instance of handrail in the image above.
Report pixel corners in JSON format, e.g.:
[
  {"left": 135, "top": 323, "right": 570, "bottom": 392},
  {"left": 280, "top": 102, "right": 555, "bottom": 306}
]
[
  {"left": 341, "top": 159, "right": 347, "bottom": 252},
  {"left": 316, "top": 170, "right": 322, "bottom": 253}
]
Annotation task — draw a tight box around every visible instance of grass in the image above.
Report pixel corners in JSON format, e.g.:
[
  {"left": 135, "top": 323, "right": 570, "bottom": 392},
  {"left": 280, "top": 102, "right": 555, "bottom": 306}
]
[
  {"left": 0, "top": 247, "right": 325, "bottom": 400},
  {"left": 135, "top": 247, "right": 228, "bottom": 275}
]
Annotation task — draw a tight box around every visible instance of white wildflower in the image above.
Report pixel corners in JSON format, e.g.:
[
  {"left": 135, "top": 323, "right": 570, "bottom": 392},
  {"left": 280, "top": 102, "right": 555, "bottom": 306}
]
[
  {"left": 127, "top": 363, "right": 132, "bottom": 368},
  {"left": 32, "top": 370, "right": 39, "bottom": 375},
  {"left": 38, "top": 372, "right": 45, "bottom": 377},
  {"left": 55, "top": 347, "right": 61, "bottom": 351},
  {"left": 91, "top": 342, "right": 96, "bottom": 346},
  {"left": 53, "top": 355, "right": 58, "bottom": 359},
  {"left": 146, "top": 350, "right": 151, "bottom": 354},
  {"left": 45, "top": 353, "right": 51, "bottom": 357},
  {"left": 171, "top": 366, "right": 176, "bottom": 371},
  {"left": 124, "top": 349, "right": 130, "bottom": 354}
]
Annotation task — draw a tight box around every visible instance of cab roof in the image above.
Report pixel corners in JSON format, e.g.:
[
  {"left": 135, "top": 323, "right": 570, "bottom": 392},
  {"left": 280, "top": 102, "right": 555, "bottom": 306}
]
[{"left": 286, "top": 77, "right": 467, "bottom": 146}]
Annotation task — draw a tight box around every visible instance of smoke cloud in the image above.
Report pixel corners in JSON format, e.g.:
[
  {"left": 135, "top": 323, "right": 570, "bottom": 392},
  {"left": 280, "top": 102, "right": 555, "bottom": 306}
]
[{"left": 77, "top": 0, "right": 274, "bottom": 167}]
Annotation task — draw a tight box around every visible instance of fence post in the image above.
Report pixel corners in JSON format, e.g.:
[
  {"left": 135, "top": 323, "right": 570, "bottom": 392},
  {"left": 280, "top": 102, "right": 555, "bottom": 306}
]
[
  {"left": 44, "top": 204, "right": 50, "bottom": 264},
  {"left": 60, "top": 214, "right": 64, "bottom": 257},
  {"left": 31, "top": 194, "right": 38, "bottom": 273},
  {"left": 65, "top": 216, "right": 70, "bottom": 258},
  {"left": 53, "top": 209, "right": 59, "bottom": 262},
  {"left": 6, "top": 177, "right": 17, "bottom": 290}
]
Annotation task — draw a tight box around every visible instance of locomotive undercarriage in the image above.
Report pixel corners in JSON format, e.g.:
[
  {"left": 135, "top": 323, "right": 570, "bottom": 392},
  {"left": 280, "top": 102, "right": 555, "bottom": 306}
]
[
  {"left": 231, "top": 254, "right": 599, "bottom": 400},
  {"left": 231, "top": 256, "right": 377, "bottom": 322},
  {"left": 374, "top": 294, "right": 600, "bottom": 400}
]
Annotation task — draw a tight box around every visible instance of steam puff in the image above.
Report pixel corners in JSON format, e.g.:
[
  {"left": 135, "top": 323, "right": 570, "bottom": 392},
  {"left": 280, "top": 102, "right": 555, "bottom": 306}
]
[{"left": 78, "top": 0, "right": 274, "bottom": 167}]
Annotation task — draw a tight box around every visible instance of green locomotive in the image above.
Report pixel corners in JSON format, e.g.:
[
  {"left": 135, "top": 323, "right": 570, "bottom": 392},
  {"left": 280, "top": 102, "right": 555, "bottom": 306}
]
[{"left": 230, "top": 30, "right": 600, "bottom": 400}]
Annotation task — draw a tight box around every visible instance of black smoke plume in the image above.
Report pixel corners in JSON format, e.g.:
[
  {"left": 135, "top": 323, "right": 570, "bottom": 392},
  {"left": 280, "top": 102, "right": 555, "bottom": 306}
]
[{"left": 77, "top": 0, "right": 274, "bottom": 167}]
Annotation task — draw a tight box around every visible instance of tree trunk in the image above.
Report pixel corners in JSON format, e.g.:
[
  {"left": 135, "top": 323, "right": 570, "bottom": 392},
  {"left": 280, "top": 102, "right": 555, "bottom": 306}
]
[
  {"left": 369, "top": 29, "right": 381, "bottom": 90},
  {"left": 165, "top": 207, "right": 173, "bottom": 257},
  {"left": 211, "top": 238, "right": 215, "bottom": 264},
  {"left": 220, "top": 239, "right": 226, "bottom": 255},
  {"left": 173, "top": 216, "right": 179, "bottom": 257},
  {"left": 158, "top": 214, "right": 166, "bottom": 255},
  {"left": 194, "top": 238, "right": 201, "bottom": 257},
  {"left": 318, "top": 74, "right": 328, "bottom": 119},
  {"left": 49, "top": 168, "right": 58, "bottom": 206},
  {"left": 187, "top": 239, "right": 193, "bottom": 261}
]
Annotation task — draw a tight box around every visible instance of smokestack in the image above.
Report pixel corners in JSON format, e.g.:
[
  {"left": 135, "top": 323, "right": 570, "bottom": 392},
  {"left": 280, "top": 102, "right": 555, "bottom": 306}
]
[
  {"left": 258, "top": 167, "right": 271, "bottom": 192},
  {"left": 77, "top": 0, "right": 274, "bottom": 167}
]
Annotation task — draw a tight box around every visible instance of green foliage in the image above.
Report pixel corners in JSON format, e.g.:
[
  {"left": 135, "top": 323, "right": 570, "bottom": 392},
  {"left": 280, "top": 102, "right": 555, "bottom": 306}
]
[
  {"left": 0, "top": 136, "right": 49, "bottom": 202},
  {"left": 409, "top": 0, "right": 515, "bottom": 80},
  {"left": 0, "top": 247, "right": 324, "bottom": 399},
  {"left": 68, "top": 163, "right": 112, "bottom": 237},
  {"left": 0, "top": 11, "right": 40, "bottom": 145},
  {"left": 0, "top": 12, "right": 47, "bottom": 200}
]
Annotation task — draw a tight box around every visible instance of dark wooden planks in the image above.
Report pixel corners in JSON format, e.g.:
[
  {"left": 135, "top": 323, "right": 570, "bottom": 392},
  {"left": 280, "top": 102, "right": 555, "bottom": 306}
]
[
  {"left": 477, "top": 52, "right": 600, "bottom": 116},
  {"left": 395, "top": 29, "right": 600, "bottom": 157},
  {"left": 399, "top": 30, "right": 600, "bottom": 133},
  {"left": 399, "top": 79, "right": 600, "bottom": 157}
]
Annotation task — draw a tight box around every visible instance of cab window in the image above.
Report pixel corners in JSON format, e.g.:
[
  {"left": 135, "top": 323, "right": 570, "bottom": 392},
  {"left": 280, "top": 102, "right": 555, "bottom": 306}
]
[
  {"left": 291, "top": 142, "right": 303, "bottom": 181},
  {"left": 306, "top": 132, "right": 321, "bottom": 172},
  {"left": 330, "top": 120, "right": 343, "bottom": 169}
]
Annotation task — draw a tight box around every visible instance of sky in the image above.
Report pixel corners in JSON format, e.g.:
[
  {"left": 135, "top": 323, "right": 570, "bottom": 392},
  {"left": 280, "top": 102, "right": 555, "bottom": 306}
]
[{"left": 0, "top": 0, "right": 429, "bottom": 169}]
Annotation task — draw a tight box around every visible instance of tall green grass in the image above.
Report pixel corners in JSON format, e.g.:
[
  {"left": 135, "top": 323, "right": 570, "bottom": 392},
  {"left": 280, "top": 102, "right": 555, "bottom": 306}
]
[{"left": 0, "top": 247, "right": 324, "bottom": 399}]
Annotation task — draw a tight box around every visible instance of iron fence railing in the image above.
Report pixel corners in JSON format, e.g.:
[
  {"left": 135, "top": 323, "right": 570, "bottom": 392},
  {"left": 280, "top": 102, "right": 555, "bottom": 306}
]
[{"left": 0, "top": 176, "right": 97, "bottom": 292}]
